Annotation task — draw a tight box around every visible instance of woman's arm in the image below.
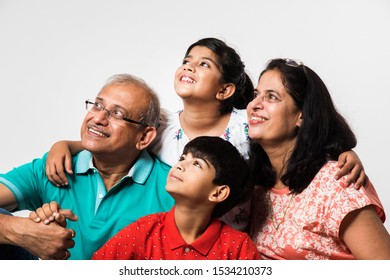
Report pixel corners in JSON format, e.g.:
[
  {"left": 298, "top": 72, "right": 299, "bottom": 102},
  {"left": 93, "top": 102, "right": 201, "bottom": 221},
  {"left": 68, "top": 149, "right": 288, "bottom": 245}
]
[
  {"left": 340, "top": 205, "right": 390, "bottom": 259},
  {"left": 45, "top": 140, "right": 83, "bottom": 186}
]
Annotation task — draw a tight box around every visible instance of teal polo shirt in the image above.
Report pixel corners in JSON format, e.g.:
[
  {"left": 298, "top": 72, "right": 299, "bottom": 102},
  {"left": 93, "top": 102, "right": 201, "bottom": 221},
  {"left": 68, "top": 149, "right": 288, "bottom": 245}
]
[{"left": 0, "top": 150, "right": 174, "bottom": 259}]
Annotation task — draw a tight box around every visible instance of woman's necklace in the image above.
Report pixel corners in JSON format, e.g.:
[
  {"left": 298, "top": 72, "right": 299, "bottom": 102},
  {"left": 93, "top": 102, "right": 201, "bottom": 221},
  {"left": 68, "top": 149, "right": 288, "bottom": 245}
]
[{"left": 272, "top": 194, "right": 295, "bottom": 230}]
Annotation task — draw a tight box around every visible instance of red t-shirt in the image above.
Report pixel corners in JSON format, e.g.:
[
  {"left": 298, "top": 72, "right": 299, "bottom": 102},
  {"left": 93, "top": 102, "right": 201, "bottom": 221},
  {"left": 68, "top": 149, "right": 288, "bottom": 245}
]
[{"left": 92, "top": 207, "right": 260, "bottom": 260}]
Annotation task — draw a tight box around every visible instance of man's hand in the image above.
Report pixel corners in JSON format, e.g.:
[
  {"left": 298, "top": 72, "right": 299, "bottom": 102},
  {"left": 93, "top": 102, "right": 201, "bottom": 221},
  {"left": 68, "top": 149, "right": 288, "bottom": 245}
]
[
  {"left": 26, "top": 201, "right": 78, "bottom": 259},
  {"left": 2, "top": 215, "right": 77, "bottom": 259}
]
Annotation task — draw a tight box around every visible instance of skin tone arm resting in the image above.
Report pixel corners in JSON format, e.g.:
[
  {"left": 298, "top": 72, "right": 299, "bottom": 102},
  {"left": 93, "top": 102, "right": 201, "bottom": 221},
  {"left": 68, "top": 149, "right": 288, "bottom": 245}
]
[{"left": 0, "top": 183, "right": 78, "bottom": 259}]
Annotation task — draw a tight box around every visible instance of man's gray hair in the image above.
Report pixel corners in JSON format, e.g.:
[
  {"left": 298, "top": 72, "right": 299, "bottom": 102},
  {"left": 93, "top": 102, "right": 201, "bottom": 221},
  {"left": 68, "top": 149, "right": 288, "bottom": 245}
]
[{"left": 103, "top": 73, "right": 161, "bottom": 128}]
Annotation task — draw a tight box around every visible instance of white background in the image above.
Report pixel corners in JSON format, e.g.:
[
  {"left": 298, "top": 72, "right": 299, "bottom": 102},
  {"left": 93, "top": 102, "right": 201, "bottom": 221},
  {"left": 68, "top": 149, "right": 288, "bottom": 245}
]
[{"left": 0, "top": 0, "right": 389, "bottom": 232}]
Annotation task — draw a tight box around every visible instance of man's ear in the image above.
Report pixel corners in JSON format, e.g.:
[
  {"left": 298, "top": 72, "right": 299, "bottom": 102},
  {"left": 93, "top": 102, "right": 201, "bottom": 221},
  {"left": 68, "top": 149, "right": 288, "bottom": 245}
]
[
  {"left": 209, "top": 185, "right": 230, "bottom": 203},
  {"left": 136, "top": 127, "right": 157, "bottom": 150},
  {"left": 216, "top": 83, "right": 236, "bottom": 101}
]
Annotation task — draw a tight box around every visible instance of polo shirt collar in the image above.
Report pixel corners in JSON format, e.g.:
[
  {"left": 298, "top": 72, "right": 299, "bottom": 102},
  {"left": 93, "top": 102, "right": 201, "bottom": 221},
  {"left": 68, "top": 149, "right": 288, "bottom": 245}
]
[
  {"left": 74, "top": 149, "right": 154, "bottom": 184},
  {"left": 165, "top": 206, "right": 222, "bottom": 256}
]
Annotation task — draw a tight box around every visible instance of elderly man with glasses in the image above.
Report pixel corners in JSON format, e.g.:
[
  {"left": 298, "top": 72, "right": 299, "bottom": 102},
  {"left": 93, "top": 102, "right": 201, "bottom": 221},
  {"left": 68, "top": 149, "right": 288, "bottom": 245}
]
[{"left": 0, "top": 74, "right": 174, "bottom": 260}]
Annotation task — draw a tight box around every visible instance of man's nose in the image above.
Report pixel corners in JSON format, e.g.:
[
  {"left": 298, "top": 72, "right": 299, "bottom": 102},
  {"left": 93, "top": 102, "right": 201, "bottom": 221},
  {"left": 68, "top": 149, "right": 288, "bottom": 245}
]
[{"left": 93, "top": 109, "right": 110, "bottom": 124}]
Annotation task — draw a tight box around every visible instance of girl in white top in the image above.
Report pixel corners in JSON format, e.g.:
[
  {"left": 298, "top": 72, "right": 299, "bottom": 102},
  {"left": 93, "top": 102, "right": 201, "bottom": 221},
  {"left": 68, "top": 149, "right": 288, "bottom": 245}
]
[
  {"left": 151, "top": 108, "right": 249, "bottom": 166},
  {"left": 44, "top": 38, "right": 366, "bottom": 231}
]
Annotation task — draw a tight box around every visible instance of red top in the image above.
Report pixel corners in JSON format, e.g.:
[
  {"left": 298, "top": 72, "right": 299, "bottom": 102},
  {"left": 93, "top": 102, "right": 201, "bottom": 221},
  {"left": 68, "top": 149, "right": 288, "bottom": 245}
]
[{"left": 92, "top": 206, "right": 260, "bottom": 260}]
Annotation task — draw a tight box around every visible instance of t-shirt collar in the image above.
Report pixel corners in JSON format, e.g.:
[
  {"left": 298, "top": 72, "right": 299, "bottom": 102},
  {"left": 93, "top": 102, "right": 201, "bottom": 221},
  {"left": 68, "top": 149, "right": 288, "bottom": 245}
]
[
  {"left": 165, "top": 206, "right": 222, "bottom": 256},
  {"left": 74, "top": 149, "right": 154, "bottom": 184}
]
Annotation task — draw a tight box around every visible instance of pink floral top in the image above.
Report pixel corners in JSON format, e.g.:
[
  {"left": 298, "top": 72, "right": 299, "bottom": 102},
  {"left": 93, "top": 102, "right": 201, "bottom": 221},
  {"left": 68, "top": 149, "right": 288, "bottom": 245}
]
[{"left": 255, "top": 161, "right": 385, "bottom": 260}]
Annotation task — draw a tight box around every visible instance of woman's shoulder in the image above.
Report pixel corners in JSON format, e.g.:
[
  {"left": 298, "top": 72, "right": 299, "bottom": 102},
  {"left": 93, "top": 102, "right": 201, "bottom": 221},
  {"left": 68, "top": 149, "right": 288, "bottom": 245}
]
[
  {"left": 312, "top": 161, "right": 349, "bottom": 188},
  {"left": 307, "top": 161, "right": 386, "bottom": 225},
  {"left": 318, "top": 161, "right": 354, "bottom": 184},
  {"left": 317, "top": 161, "right": 340, "bottom": 175}
]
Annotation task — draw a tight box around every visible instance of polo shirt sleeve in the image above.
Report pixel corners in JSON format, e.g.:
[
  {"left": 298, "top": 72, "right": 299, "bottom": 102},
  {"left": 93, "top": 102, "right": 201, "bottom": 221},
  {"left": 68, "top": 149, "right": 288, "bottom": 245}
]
[
  {"left": 0, "top": 153, "right": 49, "bottom": 210},
  {"left": 237, "top": 234, "right": 261, "bottom": 260}
]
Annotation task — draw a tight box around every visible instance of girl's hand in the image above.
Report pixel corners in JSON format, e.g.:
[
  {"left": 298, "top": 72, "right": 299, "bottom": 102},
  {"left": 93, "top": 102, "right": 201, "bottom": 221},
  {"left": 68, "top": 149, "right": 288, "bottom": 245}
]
[
  {"left": 45, "top": 141, "right": 74, "bottom": 186},
  {"left": 29, "top": 201, "right": 78, "bottom": 227}
]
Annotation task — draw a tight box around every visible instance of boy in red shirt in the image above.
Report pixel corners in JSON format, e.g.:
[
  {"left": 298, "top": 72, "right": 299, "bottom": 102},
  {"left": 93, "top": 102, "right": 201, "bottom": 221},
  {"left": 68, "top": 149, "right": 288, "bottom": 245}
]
[{"left": 92, "top": 136, "right": 260, "bottom": 260}]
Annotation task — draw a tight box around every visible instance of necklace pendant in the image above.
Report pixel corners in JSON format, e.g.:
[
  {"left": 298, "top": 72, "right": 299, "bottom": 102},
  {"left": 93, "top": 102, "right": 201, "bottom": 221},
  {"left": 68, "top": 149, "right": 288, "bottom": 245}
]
[{"left": 271, "top": 194, "right": 295, "bottom": 230}]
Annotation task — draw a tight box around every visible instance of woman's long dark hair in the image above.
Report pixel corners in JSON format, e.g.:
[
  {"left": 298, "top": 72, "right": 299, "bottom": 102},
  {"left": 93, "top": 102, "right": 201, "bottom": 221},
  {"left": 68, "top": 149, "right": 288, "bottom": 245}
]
[{"left": 185, "top": 38, "right": 254, "bottom": 114}]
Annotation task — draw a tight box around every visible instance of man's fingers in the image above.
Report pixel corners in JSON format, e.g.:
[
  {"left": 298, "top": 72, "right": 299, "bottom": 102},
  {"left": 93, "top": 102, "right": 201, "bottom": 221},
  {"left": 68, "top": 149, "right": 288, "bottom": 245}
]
[
  {"left": 69, "top": 228, "right": 76, "bottom": 239},
  {"left": 59, "top": 250, "right": 70, "bottom": 260}
]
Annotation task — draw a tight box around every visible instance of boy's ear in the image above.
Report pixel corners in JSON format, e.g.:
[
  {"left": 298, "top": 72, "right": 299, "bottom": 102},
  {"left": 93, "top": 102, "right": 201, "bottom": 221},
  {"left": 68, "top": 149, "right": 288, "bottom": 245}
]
[
  {"left": 209, "top": 185, "right": 230, "bottom": 203},
  {"left": 216, "top": 83, "right": 235, "bottom": 101},
  {"left": 136, "top": 127, "right": 157, "bottom": 150}
]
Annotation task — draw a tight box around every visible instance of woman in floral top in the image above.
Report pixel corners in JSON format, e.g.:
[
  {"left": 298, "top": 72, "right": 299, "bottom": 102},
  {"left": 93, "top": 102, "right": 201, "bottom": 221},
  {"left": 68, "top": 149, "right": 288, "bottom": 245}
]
[{"left": 247, "top": 58, "right": 390, "bottom": 259}]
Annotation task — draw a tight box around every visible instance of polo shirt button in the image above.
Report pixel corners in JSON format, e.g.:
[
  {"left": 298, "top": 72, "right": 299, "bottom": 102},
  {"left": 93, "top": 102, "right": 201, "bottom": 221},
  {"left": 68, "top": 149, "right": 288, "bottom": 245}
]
[
  {"left": 98, "top": 193, "right": 104, "bottom": 199},
  {"left": 184, "top": 247, "right": 191, "bottom": 253}
]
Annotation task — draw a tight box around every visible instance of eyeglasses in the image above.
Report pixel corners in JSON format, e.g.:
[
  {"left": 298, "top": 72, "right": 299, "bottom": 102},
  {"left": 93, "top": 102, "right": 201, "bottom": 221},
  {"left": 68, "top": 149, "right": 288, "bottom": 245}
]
[
  {"left": 253, "top": 90, "right": 282, "bottom": 103},
  {"left": 283, "top": 58, "right": 308, "bottom": 77},
  {"left": 283, "top": 58, "right": 304, "bottom": 68},
  {"left": 85, "top": 100, "right": 149, "bottom": 127}
]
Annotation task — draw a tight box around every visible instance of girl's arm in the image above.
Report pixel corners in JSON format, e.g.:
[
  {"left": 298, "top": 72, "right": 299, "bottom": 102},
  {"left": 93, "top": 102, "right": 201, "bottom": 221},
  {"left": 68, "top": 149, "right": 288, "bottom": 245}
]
[
  {"left": 336, "top": 150, "right": 367, "bottom": 189},
  {"left": 45, "top": 140, "right": 83, "bottom": 186}
]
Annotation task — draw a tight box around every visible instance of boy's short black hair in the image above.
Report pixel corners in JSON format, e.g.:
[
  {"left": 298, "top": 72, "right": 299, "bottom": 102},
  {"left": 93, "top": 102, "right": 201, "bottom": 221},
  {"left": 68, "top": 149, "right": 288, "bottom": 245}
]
[{"left": 183, "top": 136, "right": 252, "bottom": 218}]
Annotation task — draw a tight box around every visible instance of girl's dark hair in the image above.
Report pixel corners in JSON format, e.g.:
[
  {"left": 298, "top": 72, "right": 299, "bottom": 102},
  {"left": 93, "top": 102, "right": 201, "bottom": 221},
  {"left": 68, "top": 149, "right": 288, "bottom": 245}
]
[
  {"left": 251, "top": 58, "right": 357, "bottom": 194},
  {"left": 183, "top": 136, "right": 254, "bottom": 219},
  {"left": 185, "top": 38, "right": 254, "bottom": 114}
]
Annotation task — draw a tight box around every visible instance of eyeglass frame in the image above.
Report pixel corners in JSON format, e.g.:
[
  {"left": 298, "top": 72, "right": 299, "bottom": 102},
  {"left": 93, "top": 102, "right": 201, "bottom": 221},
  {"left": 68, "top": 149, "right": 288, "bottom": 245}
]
[
  {"left": 283, "top": 58, "right": 309, "bottom": 77},
  {"left": 283, "top": 58, "right": 304, "bottom": 67},
  {"left": 85, "top": 100, "right": 150, "bottom": 127},
  {"left": 253, "top": 89, "right": 283, "bottom": 104},
  {"left": 254, "top": 58, "right": 308, "bottom": 103}
]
